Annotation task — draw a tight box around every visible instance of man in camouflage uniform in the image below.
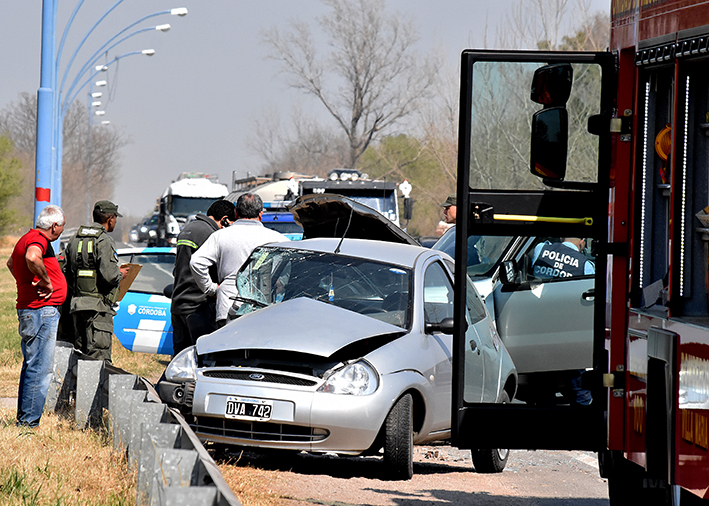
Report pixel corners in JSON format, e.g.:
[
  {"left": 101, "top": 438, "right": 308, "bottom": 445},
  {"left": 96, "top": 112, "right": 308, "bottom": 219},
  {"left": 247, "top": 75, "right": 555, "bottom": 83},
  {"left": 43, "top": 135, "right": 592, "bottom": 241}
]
[{"left": 63, "top": 200, "right": 128, "bottom": 363}]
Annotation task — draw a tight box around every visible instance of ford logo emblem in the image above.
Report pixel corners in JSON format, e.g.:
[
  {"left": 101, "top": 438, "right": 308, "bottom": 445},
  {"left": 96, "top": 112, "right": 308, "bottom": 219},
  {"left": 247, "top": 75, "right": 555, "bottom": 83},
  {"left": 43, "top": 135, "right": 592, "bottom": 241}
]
[{"left": 249, "top": 373, "right": 265, "bottom": 380}]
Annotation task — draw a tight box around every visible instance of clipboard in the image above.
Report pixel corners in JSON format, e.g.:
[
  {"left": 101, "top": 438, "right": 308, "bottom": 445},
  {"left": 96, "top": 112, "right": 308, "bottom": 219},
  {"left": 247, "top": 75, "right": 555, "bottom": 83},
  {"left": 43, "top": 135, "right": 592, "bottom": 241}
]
[{"left": 117, "top": 263, "right": 142, "bottom": 301}]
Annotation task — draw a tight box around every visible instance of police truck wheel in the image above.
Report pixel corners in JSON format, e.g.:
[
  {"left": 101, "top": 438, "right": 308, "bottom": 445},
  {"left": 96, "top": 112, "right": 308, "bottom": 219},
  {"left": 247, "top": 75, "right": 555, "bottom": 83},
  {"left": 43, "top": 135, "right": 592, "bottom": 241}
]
[
  {"left": 383, "top": 393, "right": 414, "bottom": 480},
  {"left": 471, "top": 391, "right": 510, "bottom": 473}
]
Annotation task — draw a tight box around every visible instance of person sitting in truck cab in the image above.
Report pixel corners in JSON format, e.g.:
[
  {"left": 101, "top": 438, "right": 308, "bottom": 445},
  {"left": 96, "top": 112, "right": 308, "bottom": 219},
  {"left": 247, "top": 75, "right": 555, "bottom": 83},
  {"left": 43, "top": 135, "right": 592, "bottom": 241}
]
[{"left": 531, "top": 238, "right": 594, "bottom": 279}]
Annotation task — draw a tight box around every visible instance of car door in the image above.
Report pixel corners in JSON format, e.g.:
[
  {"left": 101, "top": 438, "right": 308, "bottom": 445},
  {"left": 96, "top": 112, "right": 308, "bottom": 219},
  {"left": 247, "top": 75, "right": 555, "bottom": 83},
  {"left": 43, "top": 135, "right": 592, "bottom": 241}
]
[
  {"left": 114, "top": 249, "right": 175, "bottom": 355},
  {"left": 467, "top": 277, "right": 504, "bottom": 403},
  {"left": 443, "top": 259, "right": 499, "bottom": 403},
  {"left": 493, "top": 237, "right": 595, "bottom": 375},
  {"left": 421, "top": 260, "right": 457, "bottom": 430}
]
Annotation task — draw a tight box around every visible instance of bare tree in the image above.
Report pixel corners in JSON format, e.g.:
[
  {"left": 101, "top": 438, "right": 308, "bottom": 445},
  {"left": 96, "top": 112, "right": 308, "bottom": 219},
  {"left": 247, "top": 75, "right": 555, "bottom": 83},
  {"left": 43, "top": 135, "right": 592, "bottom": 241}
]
[
  {"left": 262, "top": 0, "right": 436, "bottom": 169},
  {"left": 417, "top": 0, "right": 609, "bottom": 195},
  {"left": 247, "top": 105, "right": 350, "bottom": 176},
  {"left": 498, "top": 0, "right": 608, "bottom": 51},
  {"left": 0, "top": 93, "right": 126, "bottom": 226}
]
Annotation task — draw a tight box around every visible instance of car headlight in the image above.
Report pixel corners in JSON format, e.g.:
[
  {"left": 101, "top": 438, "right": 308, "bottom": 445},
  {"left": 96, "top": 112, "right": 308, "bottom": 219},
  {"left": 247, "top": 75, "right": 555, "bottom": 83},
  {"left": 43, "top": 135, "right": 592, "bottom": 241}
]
[
  {"left": 165, "top": 346, "right": 197, "bottom": 382},
  {"left": 140, "top": 226, "right": 148, "bottom": 233},
  {"left": 317, "top": 361, "right": 378, "bottom": 395}
]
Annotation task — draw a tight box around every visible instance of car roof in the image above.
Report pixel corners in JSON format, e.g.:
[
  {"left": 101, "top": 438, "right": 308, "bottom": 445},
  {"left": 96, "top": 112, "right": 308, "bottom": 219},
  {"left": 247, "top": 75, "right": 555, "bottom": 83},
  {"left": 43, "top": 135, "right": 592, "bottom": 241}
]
[{"left": 263, "top": 237, "right": 442, "bottom": 269}]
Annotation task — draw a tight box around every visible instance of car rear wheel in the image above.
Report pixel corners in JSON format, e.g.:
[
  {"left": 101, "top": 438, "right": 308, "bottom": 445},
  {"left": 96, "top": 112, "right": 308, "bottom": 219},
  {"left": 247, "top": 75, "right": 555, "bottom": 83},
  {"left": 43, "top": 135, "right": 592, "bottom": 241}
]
[
  {"left": 383, "top": 393, "right": 414, "bottom": 480},
  {"left": 471, "top": 391, "right": 510, "bottom": 473}
]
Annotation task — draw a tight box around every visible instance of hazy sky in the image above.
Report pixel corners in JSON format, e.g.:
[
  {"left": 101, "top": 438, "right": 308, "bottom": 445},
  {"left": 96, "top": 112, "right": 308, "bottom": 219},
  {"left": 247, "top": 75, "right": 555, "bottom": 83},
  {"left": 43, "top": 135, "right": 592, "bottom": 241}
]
[{"left": 1, "top": 0, "right": 610, "bottom": 219}]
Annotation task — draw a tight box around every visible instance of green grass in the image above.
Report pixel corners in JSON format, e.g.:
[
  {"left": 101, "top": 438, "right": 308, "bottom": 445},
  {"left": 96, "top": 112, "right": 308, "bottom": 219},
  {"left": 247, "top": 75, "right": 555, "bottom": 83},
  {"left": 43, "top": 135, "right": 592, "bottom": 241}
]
[{"left": 0, "top": 246, "right": 21, "bottom": 365}]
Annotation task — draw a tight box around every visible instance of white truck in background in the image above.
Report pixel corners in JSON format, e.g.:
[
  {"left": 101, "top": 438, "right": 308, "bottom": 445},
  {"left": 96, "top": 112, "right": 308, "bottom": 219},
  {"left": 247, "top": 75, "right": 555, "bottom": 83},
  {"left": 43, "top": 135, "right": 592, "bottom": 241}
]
[
  {"left": 229, "top": 169, "right": 413, "bottom": 229},
  {"left": 153, "top": 172, "right": 228, "bottom": 246}
]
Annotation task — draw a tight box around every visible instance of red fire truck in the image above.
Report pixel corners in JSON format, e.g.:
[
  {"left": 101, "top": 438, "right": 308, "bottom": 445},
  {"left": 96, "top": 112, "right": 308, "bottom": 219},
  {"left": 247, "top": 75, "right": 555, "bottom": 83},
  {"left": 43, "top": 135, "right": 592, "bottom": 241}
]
[{"left": 451, "top": 1, "right": 709, "bottom": 504}]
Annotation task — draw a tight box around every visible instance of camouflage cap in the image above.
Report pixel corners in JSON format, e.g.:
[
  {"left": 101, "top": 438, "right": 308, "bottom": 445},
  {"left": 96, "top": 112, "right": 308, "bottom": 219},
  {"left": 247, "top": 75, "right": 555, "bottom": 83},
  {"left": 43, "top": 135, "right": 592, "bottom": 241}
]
[
  {"left": 440, "top": 194, "right": 456, "bottom": 207},
  {"left": 94, "top": 200, "right": 123, "bottom": 217}
]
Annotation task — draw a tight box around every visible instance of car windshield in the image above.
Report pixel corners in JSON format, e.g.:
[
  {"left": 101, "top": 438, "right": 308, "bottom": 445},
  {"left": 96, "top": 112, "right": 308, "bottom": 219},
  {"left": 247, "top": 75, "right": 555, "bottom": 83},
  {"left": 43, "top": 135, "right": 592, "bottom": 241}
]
[
  {"left": 234, "top": 246, "right": 412, "bottom": 328},
  {"left": 117, "top": 252, "right": 174, "bottom": 294},
  {"left": 432, "top": 228, "right": 515, "bottom": 276}
]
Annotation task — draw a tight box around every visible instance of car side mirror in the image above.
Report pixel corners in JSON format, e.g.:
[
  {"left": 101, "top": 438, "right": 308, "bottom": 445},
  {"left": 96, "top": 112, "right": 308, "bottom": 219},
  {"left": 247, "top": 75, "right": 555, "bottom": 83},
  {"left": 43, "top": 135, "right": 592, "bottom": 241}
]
[
  {"left": 163, "top": 283, "right": 174, "bottom": 299},
  {"left": 499, "top": 260, "right": 519, "bottom": 286},
  {"left": 425, "top": 317, "right": 460, "bottom": 335}
]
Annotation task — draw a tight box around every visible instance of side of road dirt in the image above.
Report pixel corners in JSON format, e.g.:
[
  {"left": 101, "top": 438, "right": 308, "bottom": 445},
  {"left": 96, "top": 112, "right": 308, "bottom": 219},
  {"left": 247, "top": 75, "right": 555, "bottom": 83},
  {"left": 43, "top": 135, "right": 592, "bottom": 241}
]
[{"left": 213, "top": 443, "right": 609, "bottom": 506}]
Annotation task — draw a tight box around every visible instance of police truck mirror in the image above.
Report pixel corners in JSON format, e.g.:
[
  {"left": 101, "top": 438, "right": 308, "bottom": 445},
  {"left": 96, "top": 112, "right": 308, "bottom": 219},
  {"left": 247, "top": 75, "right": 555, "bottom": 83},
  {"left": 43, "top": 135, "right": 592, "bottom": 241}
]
[
  {"left": 530, "top": 107, "right": 568, "bottom": 180},
  {"left": 530, "top": 63, "right": 573, "bottom": 106}
]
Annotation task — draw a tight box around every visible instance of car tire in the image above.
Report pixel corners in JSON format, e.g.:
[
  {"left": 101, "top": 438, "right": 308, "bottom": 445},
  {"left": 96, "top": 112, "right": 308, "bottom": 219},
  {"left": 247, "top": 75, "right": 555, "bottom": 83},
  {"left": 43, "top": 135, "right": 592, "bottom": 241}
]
[
  {"left": 383, "top": 393, "right": 414, "bottom": 480},
  {"left": 471, "top": 391, "right": 510, "bottom": 473}
]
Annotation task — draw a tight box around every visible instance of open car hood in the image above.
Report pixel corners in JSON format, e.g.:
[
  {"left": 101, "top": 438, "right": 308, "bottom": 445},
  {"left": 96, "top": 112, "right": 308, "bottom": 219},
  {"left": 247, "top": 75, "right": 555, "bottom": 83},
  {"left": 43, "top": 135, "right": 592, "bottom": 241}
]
[
  {"left": 196, "top": 297, "right": 405, "bottom": 357},
  {"left": 289, "top": 193, "right": 419, "bottom": 245}
]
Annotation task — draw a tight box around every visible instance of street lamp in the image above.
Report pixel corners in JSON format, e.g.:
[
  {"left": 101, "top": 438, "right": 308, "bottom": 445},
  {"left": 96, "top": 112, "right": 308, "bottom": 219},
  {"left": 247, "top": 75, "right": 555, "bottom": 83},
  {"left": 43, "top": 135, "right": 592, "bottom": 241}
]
[
  {"left": 53, "top": 24, "right": 169, "bottom": 209},
  {"left": 52, "top": 49, "right": 157, "bottom": 212},
  {"left": 34, "top": 2, "right": 187, "bottom": 223}
]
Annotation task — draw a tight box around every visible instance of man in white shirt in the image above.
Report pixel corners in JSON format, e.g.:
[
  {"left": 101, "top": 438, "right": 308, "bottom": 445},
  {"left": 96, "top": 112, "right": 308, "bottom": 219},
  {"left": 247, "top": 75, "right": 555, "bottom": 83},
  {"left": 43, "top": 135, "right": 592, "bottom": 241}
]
[{"left": 190, "top": 193, "right": 287, "bottom": 327}]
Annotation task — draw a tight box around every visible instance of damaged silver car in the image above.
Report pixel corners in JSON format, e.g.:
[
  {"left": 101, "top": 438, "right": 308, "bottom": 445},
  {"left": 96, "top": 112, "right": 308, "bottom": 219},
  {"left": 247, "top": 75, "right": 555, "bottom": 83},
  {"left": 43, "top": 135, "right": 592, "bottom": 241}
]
[{"left": 158, "top": 194, "right": 517, "bottom": 479}]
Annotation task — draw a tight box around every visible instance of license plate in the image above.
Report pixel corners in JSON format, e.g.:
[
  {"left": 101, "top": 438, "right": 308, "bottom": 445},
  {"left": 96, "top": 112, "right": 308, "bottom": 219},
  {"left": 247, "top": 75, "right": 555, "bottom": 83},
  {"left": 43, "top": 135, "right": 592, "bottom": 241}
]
[{"left": 225, "top": 396, "right": 273, "bottom": 421}]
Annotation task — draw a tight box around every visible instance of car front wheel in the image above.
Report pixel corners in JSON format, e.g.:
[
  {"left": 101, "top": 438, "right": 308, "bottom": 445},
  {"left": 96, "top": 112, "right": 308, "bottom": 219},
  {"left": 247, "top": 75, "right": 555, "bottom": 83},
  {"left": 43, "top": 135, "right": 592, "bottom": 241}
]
[
  {"left": 470, "top": 391, "right": 510, "bottom": 473},
  {"left": 383, "top": 393, "right": 414, "bottom": 480}
]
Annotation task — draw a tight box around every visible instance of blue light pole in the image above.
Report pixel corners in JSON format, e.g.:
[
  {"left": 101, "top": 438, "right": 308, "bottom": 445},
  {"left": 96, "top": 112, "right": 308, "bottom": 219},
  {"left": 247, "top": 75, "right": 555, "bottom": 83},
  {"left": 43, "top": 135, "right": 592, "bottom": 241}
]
[
  {"left": 33, "top": 1, "right": 187, "bottom": 224},
  {"left": 34, "top": 0, "right": 58, "bottom": 223}
]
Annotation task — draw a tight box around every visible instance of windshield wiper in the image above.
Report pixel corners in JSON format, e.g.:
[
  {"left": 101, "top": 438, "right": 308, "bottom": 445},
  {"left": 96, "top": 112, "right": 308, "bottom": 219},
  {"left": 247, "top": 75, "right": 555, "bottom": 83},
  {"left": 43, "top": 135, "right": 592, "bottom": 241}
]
[{"left": 230, "top": 296, "right": 268, "bottom": 308}]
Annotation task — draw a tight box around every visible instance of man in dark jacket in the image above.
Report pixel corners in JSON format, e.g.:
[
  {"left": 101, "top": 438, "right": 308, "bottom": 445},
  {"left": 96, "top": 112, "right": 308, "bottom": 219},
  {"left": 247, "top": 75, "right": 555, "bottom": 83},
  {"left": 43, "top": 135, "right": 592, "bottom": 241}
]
[{"left": 170, "top": 199, "right": 236, "bottom": 354}]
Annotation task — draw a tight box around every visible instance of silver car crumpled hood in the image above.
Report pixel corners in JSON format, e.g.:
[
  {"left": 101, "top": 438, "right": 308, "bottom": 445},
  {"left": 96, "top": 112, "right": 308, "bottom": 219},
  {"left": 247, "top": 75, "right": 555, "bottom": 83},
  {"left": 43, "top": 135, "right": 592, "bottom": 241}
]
[{"left": 195, "top": 297, "right": 406, "bottom": 357}]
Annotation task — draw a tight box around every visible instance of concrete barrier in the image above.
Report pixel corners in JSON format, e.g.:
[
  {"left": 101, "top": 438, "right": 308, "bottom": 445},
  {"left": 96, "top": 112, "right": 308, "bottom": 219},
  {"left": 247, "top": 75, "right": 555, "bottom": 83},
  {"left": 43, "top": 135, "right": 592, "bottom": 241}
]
[{"left": 50, "top": 345, "right": 241, "bottom": 506}]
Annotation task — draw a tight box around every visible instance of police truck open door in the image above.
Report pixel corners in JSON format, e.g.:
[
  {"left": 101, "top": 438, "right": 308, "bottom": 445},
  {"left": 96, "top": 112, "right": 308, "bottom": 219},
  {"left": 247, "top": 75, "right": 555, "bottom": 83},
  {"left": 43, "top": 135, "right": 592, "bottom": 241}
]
[{"left": 452, "top": 50, "right": 616, "bottom": 451}]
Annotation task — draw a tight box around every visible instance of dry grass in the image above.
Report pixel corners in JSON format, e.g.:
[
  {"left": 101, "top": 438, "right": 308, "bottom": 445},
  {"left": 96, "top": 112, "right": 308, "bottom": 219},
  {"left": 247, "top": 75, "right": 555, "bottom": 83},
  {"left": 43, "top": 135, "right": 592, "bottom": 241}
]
[
  {"left": 217, "top": 457, "right": 289, "bottom": 506},
  {"left": 111, "top": 340, "right": 169, "bottom": 385},
  {"left": 0, "top": 351, "right": 21, "bottom": 397},
  {"left": 0, "top": 238, "right": 149, "bottom": 505},
  {"left": 0, "top": 407, "right": 135, "bottom": 505},
  {"left": 0, "top": 236, "right": 280, "bottom": 506}
]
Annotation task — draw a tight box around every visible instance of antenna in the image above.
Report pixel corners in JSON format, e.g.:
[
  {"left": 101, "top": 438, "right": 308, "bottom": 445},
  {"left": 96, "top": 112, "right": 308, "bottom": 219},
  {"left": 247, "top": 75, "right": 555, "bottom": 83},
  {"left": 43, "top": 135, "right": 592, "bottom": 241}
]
[{"left": 334, "top": 208, "right": 354, "bottom": 254}]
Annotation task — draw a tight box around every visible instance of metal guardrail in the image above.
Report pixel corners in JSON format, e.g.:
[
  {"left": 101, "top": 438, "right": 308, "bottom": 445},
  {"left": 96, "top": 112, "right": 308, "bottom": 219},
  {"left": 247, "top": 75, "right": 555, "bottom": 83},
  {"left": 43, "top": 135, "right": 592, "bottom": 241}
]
[{"left": 47, "top": 342, "right": 241, "bottom": 506}]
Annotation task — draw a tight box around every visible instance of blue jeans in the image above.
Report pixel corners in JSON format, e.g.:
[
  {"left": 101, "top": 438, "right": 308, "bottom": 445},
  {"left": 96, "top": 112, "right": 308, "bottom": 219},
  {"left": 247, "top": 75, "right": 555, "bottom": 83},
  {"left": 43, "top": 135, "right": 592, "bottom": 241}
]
[{"left": 16, "top": 306, "right": 59, "bottom": 427}]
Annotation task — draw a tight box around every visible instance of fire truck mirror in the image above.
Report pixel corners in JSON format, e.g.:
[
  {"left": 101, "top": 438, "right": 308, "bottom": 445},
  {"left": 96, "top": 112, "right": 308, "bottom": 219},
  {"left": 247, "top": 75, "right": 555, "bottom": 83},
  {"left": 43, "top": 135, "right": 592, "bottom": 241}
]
[
  {"left": 530, "top": 107, "right": 568, "bottom": 180},
  {"left": 530, "top": 63, "right": 573, "bottom": 106}
]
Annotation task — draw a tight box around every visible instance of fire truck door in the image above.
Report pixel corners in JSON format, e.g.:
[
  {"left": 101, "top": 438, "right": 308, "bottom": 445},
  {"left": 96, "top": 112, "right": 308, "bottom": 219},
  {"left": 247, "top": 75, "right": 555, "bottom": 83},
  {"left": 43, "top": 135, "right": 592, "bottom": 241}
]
[{"left": 451, "top": 50, "right": 615, "bottom": 451}]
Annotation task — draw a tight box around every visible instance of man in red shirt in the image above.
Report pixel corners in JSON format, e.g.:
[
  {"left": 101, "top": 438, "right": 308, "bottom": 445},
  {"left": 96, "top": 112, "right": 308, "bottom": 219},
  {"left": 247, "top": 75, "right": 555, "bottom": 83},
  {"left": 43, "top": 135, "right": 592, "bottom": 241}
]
[{"left": 7, "top": 205, "right": 67, "bottom": 427}]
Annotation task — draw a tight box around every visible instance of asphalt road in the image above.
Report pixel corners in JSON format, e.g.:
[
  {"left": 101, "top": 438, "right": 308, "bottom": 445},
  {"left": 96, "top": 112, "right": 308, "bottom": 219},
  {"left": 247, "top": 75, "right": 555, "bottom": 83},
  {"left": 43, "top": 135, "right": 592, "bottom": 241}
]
[{"left": 214, "top": 443, "right": 610, "bottom": 505}]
